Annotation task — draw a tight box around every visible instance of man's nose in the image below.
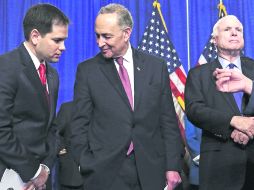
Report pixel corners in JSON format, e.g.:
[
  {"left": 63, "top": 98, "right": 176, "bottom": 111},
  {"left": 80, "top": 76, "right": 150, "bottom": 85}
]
[
  {"left": 231, "top": 29, "right": 237, "bottom": 36},
  {"left": 59, "top": 41, "right": 66, "bottom": 51},
  {"left": 97, "top": 37, "right": 105, "bottom": 48}
]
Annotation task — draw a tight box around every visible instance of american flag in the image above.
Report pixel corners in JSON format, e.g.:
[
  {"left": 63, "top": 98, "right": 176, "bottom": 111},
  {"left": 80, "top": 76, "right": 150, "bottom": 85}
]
[
  {"left": 138, "top": 2, "right": 186, "bottom": 140},
  {"left": 198, "top": 1, "right": 227, "bottom": 65}
]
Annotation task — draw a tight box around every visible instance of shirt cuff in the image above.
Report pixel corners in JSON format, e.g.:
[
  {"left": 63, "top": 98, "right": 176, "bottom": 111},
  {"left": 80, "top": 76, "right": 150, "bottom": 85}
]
[
  {"left": 31, "top": 165, "right": 42, "bottom": 180},
  {"left": 31, "top": 164, "right": 50, "bottom": 180}
]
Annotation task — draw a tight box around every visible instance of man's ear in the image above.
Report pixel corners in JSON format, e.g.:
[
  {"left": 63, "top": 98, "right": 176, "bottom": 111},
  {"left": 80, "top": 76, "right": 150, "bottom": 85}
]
[
  {"left": 123, "top": 27, "right": 132, "bottom": 42},
  {"left": 30, "top": 29, "right": 41, "bottom": 45},
  {"left": 212, "top": 36, "right": 217, "bottom": 46}
]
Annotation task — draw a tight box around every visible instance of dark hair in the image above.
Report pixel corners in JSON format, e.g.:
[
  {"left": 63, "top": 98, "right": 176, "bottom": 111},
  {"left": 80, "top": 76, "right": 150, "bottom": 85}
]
[{"left": 23, "top": 4, "right": 69, "bottom": 40}]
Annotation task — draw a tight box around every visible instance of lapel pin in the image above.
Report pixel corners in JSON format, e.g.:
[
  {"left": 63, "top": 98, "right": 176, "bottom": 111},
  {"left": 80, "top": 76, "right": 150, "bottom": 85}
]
[{"left": 137, "top": 67, "right": 141, "bottom": 71}]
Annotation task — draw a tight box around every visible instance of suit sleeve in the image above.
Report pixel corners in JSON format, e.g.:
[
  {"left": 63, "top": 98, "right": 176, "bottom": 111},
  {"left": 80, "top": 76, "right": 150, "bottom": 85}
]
[
  {"left": 69, "top": 63, "right": 93, "bottom": 165},
  {"left": 41, "top": 70, "right": 59, "bottom": 169},
  {"left": 42, "top": 117, "right": 58, "bottom": 168},
  {"left": 185, "top": 67, "right": 234, "bottom": 139},
  {"left": 160, "top": 62, "right": 184, "bottom": 172},
  {"left": 244, "top": 81, "right": 254, "bottom": 115},
  {"left": 56, "top": 103, "right": 71, "bottom": 152},
  {"left": 0, "top": 62, "right": 40, "bottom": 181}
]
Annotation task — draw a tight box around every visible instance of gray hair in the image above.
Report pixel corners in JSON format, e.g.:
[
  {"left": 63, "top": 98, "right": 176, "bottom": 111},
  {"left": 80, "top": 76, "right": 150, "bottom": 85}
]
[
  {"left": 212, "top": 15, "right": 243, "bottom": 37},
  {"left": 98, "top": 3, "right": 133, "bottom": 29}
]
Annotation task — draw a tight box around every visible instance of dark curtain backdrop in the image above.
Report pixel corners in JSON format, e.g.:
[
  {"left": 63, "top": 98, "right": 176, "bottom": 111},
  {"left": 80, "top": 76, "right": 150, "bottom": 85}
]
[{"left": 1, "top": 0, "right": 254, "bottom": 109}]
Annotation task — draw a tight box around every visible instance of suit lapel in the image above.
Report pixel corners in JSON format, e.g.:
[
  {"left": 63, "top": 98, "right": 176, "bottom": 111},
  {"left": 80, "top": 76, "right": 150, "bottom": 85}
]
[
  {"left": 241, "top": 58, "right": 254, "bottom": 82},
  {"left": 241, "top": 57, "right": 254, "bottom": 112},
  {"left": 19, "top": 45, "right": 49, "bottom": 112},
  {"left": 210, "top": 60, "right": 239, "bottom": 113},
  {"left": 133, "top": 49, "right": 146, "bottom": 111},
  {"left": 99, "top": 55, "right": 132, "bottom": 110},
  {"left": 46, "top": 64, "right": 57, "bottom": 124}
]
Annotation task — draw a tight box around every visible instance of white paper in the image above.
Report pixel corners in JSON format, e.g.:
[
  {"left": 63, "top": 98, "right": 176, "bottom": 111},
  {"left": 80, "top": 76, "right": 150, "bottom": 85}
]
[{"left": 0, "top": 169, "right": 26, "bottom": 190}]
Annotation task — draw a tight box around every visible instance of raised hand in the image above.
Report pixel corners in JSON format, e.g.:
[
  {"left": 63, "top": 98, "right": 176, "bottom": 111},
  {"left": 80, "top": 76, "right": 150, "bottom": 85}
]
[{"left": 213, "top": 68, "right": 252, "bottom": 94}]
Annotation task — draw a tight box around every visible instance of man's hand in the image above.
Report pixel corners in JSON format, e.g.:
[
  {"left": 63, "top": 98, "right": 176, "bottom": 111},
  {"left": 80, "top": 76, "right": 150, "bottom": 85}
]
[
  {"left": 23, "top": 181, "right": 35, "bottom": 190},
  {"left": 24, "top": 167, "right": 49, "bottom": 190},
  {"left": 230, "top": 116, "right": 254, "bottom": 139},
  {"left": 32, "top": 167, "right": 48, "bottom": 190},
  {"left": 166, "top": 171, "right": 181, "bottom": 190},
  {"left": 231, "top": 129, "right": 250, "bottom": 145},
  {"left": 213, "top": 68, "right": 252, "bottom": 94}
]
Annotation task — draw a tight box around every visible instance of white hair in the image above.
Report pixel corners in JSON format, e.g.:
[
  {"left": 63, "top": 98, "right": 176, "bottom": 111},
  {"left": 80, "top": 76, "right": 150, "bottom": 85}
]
[{"left": 212, "top": 15, "right": 243, "bottom": 38}]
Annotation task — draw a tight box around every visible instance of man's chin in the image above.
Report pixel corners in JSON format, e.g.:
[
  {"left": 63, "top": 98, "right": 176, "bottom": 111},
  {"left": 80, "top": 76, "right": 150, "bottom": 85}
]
[
  {"left": 101, "top": 53, "right": 112, "bottom": 59},
  {"left": 48, "top": 58, "right": 60, "bottom": 63}
]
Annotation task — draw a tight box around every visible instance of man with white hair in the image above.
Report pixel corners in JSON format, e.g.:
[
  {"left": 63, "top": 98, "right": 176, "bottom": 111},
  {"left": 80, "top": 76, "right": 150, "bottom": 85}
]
[{"left": 185, "top": 15, "right": 254, "bottom": 190}]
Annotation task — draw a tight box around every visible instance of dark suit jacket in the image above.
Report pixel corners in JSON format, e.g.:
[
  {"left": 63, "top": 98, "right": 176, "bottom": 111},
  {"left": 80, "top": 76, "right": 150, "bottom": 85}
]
[
  {"left": 56, "top": 102, "right": 83, "bottom": 187},
  {"left": 185, "top": 57, "right": 254, "bottom": 190},
  {"left": 0, "top": 44, "right": 59, "bottom": 182},
  {"left": 69, "top": 48, "right": 184, "bottom": 190}
]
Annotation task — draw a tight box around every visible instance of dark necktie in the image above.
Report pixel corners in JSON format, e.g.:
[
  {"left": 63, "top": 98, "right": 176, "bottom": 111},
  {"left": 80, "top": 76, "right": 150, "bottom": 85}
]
[
  {"left": 38, "top": 63, "right": 49, "bottom": 104},
  {"left": 116, "top": 57, "right": 134, "bottom": 155},
  {"left": 228, "top": 63, "right": 243, "bottom": 112}
]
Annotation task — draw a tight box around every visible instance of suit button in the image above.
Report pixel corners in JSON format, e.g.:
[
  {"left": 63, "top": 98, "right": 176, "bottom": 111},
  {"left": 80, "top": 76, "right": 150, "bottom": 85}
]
[{"left": 132, "top": 125, "right": 135, "bottom": 128}]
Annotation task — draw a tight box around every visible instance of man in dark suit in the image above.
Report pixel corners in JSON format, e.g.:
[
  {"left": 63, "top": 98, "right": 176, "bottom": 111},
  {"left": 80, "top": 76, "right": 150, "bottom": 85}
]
[
  {"left": 185, "top": 15, "right": 254, "bottom": 190},
  {"left": 0, "top": 4, "right": 69, "bottom": 190},
  {"left": 69, "top": 3, "right": 184, "bottom": 190},
  {"left": 56, "top": 102, "right": 83, "bottom": 190}
]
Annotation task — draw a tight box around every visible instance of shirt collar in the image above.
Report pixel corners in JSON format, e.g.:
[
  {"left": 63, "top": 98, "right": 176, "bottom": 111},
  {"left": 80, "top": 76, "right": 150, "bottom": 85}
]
[
  {"left": 23, "top": 42, "right": 45, "bottom": 70},
  {"left": 218, "top": 56, "right": 242, "bottom": 71},
  {"left": 122, "top": 42, "right": 133, "bottom": 63}
]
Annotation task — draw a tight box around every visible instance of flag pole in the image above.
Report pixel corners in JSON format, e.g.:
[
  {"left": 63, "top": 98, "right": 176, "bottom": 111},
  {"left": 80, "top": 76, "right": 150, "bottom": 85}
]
[
  {"left": 153, "top": 1, "right": 168, "bottom": 33},
  {"left": 217, "top": 0, "right": 227, "bottom": 17},
  {"left": 153, "top": 1, "right": 185, "bottom": 111}
]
